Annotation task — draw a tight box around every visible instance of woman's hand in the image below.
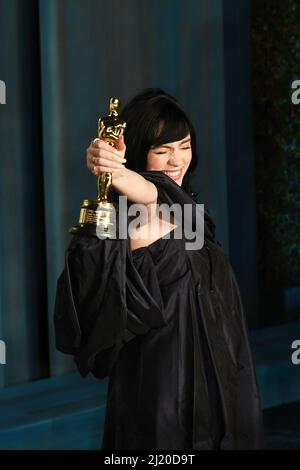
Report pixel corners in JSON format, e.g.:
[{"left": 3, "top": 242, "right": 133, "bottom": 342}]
[
  {"left": 86, "top": 135, "right": 127, "bottom": 176},
  {"left": 86, "top": 134, "right": 157, "bottom": 205}
]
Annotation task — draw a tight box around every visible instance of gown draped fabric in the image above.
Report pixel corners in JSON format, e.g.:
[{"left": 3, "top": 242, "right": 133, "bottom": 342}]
[{"left": 54, "top": 170, "right": 265, "bottom": 450}]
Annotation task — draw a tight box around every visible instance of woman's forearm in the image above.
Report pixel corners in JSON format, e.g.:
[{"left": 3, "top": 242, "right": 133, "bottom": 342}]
[{"left": 111, "top": 168, "right": 158, "bottom": 205}]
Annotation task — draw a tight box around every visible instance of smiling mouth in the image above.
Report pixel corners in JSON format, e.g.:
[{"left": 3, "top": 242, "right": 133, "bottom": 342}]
[{"left": 163, "top": 168, "right": 183, "bottom": 180}]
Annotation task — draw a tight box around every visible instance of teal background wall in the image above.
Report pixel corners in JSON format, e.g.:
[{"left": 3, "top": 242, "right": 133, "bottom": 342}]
[{"left": 0, "top": 0, "right": 258, "bottom": 387}]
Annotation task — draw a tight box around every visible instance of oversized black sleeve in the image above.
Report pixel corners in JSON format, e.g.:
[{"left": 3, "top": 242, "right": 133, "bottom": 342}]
[{"left": 53, "top": 232, "right": 167, "bottom": 379}]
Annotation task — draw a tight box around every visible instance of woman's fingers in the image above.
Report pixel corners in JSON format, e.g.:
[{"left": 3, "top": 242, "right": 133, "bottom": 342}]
[
  {"left": 87, "top": 159, "right": 122, "bottom": 176},
  {"left": 86, "top": 151, "right": 126, "bottom": 177},
  {"left": 114, "top": 135, "right": 126, "bottom": 152},
  {"left": 88, "top": 158, "right": 125, "bottom": 172},
  {"left": 89, "top": 146, "right": 126, "bottom": 163},
  {"left": 92, "top": 138, "right": 126, "bottom": 157},
  {"left": 86, "top": 138, "right": 127, "bottom": 176},
  {"left": 91, "top": 138, "right": 123, "bottom": 155},
  {"left": 88, "top": 150, "right": 126, "bottom": 170}
]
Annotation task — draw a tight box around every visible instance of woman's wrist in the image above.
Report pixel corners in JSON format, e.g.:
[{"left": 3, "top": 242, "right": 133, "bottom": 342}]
[{"left": 111, "top": 168, "right": 157, "bottom": 205}]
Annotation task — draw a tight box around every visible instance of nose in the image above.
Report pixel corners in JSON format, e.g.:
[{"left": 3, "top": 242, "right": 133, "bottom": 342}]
[{"left": 168, "top": 149, "right": 183, "bottom": 166}]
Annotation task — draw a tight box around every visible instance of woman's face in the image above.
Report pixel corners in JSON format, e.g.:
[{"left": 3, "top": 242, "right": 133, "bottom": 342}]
[{"left": 146, "top": 133, "right": 192, "bottom": 186}]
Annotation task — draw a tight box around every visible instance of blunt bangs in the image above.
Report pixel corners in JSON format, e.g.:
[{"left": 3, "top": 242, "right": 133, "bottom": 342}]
[{"left": 146, "top": 104, "right": 191, "bottom": 150}]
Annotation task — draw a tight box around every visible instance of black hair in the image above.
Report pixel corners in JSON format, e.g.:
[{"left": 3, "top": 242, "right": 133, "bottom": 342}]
[{"left": 120, "top": 88, "right": 198, "bottom": 200}]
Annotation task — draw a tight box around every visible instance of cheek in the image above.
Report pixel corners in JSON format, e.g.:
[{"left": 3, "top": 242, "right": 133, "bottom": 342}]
[
  {"left": 146, "top": 153, "right": 165, "bottom": 170},
  {"left": 183, "top": 151, "right": 192, "bottom": 167}
]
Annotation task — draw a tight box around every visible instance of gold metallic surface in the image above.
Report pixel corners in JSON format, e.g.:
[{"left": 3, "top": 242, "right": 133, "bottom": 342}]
[{"left": 69, "top": 98, "right": 126, "bottom": 237}]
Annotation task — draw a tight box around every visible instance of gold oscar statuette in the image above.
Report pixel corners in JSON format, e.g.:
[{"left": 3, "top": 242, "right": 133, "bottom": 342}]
[{"left": 69, "top": 97, "right": 126, "bottom": 238}]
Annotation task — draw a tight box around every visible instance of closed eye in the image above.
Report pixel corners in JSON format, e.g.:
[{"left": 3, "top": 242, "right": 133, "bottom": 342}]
[{"left": 154, "top": 146, "right": 191, "bottom": 154}]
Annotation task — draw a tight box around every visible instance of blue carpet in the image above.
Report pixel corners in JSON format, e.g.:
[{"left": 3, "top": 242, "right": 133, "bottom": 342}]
[
  {"left": 0, "top": 372, "right": 107, "bottom": 449},
  {"left": 0, "top": 321, "right": 300, "bottom": 449},
  {"left": 263, "top": 400, "right": 300, "bottom": 449},
  {"left": 249, "top": 320, "right": 300, "bottom": 409}
]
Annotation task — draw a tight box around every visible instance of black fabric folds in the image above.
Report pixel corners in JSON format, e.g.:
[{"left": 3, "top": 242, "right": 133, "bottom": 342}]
[{"left": 53, "top": 170, "right": 265, "bottom": 450}]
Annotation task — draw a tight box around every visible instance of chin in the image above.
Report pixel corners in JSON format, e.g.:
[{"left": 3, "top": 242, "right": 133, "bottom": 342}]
[{"left": 172, "top": 172, "right": 185, "bottom": 186}]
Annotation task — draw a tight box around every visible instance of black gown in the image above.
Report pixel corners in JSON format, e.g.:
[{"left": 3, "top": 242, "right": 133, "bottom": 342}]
[
  {"left": 54, "top": 170, "right": 265, "bottom": 450},
  {"left": 102, "top": 228, "right": 224, "bottom": 450}
]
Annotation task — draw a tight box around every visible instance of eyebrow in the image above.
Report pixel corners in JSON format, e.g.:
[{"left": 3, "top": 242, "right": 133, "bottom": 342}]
[{"left": 153, "top": 137, "right": 191, "bottom": 149}]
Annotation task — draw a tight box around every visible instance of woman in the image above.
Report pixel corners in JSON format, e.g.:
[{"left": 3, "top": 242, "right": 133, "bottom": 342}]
[{"left": 54, "top": 88, "right": 265, "bottom": 450}]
